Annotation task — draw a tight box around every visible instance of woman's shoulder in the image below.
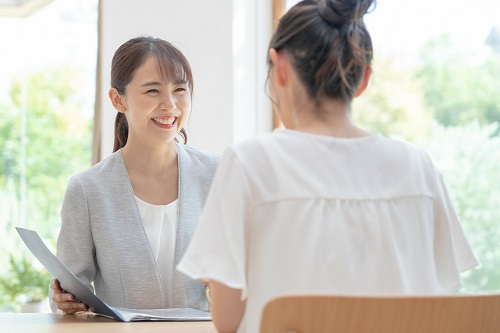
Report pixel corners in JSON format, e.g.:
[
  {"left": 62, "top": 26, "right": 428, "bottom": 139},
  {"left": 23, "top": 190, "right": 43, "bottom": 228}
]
[
  {"left": 70, "top": 150, "right": 125, "bottom": 182},
  {"left": 376, "top": 135, "right": 441, "bottom": 185},
  {"left": 64, "top": 151, "right": 129, "bottom": 199},
  {"left": 380, "top": 135, "right": 434, "bottom": 162},
  {"left": 230, "top": 131, "right": 276, "bottom": 153}
]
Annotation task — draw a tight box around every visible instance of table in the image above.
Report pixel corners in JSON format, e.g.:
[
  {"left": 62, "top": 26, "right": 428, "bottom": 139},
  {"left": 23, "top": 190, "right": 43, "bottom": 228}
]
[{"left": 0, "top": 312, "right": 218, "bottom": 333}]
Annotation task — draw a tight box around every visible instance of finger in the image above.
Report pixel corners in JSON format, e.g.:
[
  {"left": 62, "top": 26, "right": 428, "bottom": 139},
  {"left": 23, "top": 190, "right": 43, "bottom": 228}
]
[
  {"left": 57, "top": 300, "right": 88, "bottom": 314},
  {"left": 61, "top": 305, "right": 89, "bottom": 315},
  {"left": 53, "top": 292, "right": 75, "bottom": 302},
  {"left": 50, "top": 279, "right": 57, "bottom": 289},
  {"left": 51, "top": 290, "right": 64, "bottom": 303},
  {"left": 51, "top": 279, "right": 62, "bottom": 292}
]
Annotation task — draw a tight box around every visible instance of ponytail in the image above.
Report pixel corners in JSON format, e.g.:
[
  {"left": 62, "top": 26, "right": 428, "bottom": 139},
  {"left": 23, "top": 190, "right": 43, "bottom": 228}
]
[{"left": 113, "top": 112, "right": 128, "bottom": 152}]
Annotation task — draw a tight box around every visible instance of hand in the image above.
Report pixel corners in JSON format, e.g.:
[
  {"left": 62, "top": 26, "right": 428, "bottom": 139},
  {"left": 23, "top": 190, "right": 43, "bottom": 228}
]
[{"left": 51, "top": 279, "right": 88, "bottom": 314}]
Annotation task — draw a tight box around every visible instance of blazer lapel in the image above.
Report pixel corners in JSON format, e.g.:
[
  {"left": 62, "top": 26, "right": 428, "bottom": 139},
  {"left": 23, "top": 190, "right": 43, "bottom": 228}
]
[{"left": 112, "top": 151, "right": 166, "bottom": 308}]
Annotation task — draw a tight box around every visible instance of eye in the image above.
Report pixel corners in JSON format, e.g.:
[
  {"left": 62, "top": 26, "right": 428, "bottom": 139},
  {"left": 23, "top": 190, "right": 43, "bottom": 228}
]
[
  {"left": 175, "top": 86, "right": 190, "bottom": 95},
  {"left": 146, "top": 89, "right": 159, "bottom": 94}
]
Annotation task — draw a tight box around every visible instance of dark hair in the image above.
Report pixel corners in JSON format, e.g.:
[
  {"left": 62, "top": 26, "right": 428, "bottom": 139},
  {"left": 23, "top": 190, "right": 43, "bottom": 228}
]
[
  {"left": 269, "top": 0, "right": 375, "bottom": 105},
  {"left": 111, "top": 36, "right": 193, "bottom": 152}
]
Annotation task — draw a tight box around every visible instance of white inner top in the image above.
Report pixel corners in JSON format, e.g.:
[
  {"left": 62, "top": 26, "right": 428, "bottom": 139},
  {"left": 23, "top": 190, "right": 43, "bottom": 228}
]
[{"left": 135, "top": 196, "right": 178, "bottom": 307}]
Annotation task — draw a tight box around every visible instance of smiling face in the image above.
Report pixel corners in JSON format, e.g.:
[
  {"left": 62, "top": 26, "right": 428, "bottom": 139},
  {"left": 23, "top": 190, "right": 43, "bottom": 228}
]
[{"left": 112, "top": 56, "right": 191, "bottom": 149}]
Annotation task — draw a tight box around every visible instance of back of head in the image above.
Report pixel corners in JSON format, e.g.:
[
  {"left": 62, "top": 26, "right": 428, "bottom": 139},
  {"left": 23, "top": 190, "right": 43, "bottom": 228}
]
[
  {"left": 269, "top": 0, "right": 376, "bottom": 104},
  {"left": 111, "top": 36, "right": 193, "bottom": 151}
]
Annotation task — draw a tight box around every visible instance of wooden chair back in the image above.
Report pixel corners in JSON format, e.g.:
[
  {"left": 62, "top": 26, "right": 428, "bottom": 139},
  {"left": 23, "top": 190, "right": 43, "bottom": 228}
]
[{"left": 259, "top": 293, "right": 500, "bottom": 333}]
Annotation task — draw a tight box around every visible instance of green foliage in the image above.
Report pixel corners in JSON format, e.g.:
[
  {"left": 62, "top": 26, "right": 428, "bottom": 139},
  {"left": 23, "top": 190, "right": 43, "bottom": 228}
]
[
  {"left": 414, "top": 36, "right": 500, "bottom": 291},
  {"left": 0, "top": 66, "right": 92, "bottom": 310},
  {"left": 417, "top": 35, "right": 500, "bottom": 127},
  {"left": 354, "top": 34, "right": 500, "bottom": 292},
  {"left": 352, "top": 55, "right": 433, "bottom": 142},
  {"left": 419, "top": 122, "right": 500, "bottom": 292},
  {"left": 0, "top": 254, "right": 51, "bottom": 304},
  {"left": 0, "top": 67, "right": 92, "bottom": 237},
  {"left": 0, "top": 100, "right": 19, "bottom": 188}
]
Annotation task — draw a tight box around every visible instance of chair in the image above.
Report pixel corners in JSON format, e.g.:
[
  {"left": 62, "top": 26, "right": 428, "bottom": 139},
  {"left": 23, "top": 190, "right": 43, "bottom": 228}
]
[{"left": 259, "top": 293, "right": 500, "bottom": 333}]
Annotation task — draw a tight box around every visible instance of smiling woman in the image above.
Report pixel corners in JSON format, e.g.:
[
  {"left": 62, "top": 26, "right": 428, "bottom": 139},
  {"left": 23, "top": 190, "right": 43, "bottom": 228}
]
[
  {"left": 49, "top": 35, "right": 221, "bottom": 315},
  {"left": 109, "top": 37, "right": 194, "bottom": 150},
  {"left": 111, "top": 61, "right": 191, "bottom": 152}
]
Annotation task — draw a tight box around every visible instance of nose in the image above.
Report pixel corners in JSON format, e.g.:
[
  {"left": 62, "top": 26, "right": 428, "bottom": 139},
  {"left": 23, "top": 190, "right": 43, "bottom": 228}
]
[{"left": 160, "top": 93, "right": 176, "bottom": 111}]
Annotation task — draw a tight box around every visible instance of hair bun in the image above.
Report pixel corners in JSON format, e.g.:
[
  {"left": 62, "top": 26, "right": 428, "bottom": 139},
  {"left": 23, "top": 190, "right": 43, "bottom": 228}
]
[{"left": 318, "top": 0, "right": 375, "bottom": 26}]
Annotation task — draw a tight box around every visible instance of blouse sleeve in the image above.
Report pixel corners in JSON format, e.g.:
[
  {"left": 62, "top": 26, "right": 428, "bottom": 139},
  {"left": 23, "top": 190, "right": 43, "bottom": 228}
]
[
  {"left": 432, "top": 168, "right": 480, "bottom": 291},
  {"left": 177, "top": 148, "right": 251, "bottom": 300}
]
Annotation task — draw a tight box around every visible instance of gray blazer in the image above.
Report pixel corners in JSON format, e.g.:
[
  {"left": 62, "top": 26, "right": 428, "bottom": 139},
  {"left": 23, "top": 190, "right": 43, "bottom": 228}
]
[{"left": 51, "top": 143, "right": 220, "bottom": 311}]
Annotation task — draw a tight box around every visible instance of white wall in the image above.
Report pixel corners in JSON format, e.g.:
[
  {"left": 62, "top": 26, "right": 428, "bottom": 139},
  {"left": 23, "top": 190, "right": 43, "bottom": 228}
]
[{"left": 98, "top": 0, "right": 273, "bottom": 158}]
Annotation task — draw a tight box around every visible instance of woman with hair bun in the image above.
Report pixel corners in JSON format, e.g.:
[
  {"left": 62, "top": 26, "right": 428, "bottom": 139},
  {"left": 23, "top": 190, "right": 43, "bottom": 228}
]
[
  {"left": 178, "top": 1, "right": 479, "bottom": 332},
  {"left": 49, "top": 36, "right": 220, "bottom": 314}
]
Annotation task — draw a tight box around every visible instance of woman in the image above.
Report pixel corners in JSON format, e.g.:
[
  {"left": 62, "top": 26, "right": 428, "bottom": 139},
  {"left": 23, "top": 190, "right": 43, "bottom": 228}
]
[
  {"left": 50, "top": 36, "right": 219, "bottom": 314},
  {"left": 177, "top": 1, "right": 479, "bottom": 332}
]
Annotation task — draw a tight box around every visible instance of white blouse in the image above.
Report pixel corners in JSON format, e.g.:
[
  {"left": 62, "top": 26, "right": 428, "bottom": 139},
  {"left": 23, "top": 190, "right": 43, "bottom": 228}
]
[
  {"left": 135, "top": 196, "right": 178, "bottom": 307},
  {"left": 178, "top": 129, "right": 479, "bottom": 333}
]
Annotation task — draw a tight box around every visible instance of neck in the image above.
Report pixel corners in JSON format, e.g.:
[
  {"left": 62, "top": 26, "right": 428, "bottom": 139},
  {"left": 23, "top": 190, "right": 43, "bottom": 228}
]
[
  {"left": 121, "top": 140, "right": 177, "bottom": 175},
  {"left": 285, "top": 98, "right": 370, "bottom": 138}
]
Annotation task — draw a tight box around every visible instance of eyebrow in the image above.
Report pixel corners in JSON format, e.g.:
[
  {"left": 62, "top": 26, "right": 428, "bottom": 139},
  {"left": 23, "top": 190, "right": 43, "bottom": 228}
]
[
  {"left": 140, "top": 79, "right": 188, "bottom": 87},
  {"left": 140, "top": 81, "right": 162, "bottom": 87}
]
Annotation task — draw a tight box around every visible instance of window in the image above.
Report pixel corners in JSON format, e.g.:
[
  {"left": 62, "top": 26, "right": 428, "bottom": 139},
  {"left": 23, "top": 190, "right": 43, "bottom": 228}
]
[
  {"left": 0, "top": 0, "right": 97, "bottom": 311},
  {"left": 281, "top": 0, "right": 500, "bottom": 293}
]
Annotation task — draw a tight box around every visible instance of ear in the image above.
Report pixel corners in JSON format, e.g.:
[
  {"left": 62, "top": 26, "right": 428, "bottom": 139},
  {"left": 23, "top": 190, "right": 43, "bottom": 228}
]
[
  {"left": 109, "top": 88, "right": 127, "bottom": 112},
  {"left": 268, "top": 48, "right": 288, "bottom": 88},
  {"left": 354, "top": 65, "right": 372, "bottom": 98}
]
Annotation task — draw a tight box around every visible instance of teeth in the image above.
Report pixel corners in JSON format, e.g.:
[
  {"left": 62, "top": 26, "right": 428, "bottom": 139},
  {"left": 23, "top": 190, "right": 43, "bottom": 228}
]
[{"left": 153, "top": 117, "right": 175, "bottom": 125}]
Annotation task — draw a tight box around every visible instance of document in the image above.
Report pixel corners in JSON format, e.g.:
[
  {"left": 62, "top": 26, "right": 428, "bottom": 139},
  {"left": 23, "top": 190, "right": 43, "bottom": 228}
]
[{"left": 15, "top": 227, "right": 212, "bottom": 322}]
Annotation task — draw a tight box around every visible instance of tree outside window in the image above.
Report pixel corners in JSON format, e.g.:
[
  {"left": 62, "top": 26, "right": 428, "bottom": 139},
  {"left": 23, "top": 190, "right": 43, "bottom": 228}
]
[{"left": 0, "top": 0, "right": 97, "bottom": 311}]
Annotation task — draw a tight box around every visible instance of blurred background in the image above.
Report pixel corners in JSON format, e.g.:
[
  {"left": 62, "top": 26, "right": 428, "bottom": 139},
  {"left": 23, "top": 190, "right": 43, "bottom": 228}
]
[{"left": 0, "top": 0, "right": 499, "bottom": 312}]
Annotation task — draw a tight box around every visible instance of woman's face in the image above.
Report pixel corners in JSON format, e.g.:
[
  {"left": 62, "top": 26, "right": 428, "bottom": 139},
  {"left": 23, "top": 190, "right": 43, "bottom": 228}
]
[{"left": 121, "top": 56, "right": 191, "bottom": 147}]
